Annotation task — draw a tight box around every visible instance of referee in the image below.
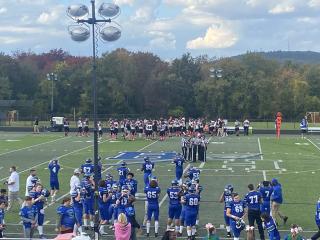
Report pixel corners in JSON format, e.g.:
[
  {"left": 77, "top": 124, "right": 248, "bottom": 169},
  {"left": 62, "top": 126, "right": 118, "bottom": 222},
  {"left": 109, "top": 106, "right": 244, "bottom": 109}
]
[{"left": 244, "top": 184, "right": 265, "bottom": 240}]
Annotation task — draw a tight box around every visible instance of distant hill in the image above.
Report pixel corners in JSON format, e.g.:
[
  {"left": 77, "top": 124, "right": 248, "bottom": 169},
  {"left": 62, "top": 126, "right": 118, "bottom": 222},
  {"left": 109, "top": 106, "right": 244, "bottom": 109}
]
[{"left": 234, "top": 51, "right": 320, "bottom": 64}]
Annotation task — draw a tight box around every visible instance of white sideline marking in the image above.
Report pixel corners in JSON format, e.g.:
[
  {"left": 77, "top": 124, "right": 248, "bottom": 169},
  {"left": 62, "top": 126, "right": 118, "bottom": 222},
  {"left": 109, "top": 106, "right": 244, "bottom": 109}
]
[
  {"left": 262, "top": 170, "right": 267, "bottom": 181},
  {"left": 307, "top": 138, "right": 320, "bottom": 151},
  {"left": 0, "top": 137, "right": 67, "bottom": 157},
  {"left": 258, "top": 137, "right": 263, "bottom": 160},
  {"left": 273, "top": 161, "right": 280, "bottom": 170},
  {"left": 0, "top": 139, "right": 109, "bottom": 182},
  {"left": 199, "top": 162, "right": 205, "bottom": 168}
]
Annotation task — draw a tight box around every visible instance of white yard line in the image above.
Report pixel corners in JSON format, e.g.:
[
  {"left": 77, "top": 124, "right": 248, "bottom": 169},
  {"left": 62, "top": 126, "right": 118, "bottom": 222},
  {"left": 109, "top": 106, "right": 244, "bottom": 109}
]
[
  {"left": 307, "top": 138, "right": 320, "bottom": 151},
  {"left": 0, "top": 139, "right": 109, "bottom": 182},
  {"left": 273, "top": 161, "right": 280, "bottom": 170},
  {"left": 0, "top": 137, "right": 67, "bottom": 157},
  {"left": 262, "top": 170, "right": 267, "bottom": 181},
  {"left": 199, "top": 162, "right": 205, "bottom": 168},
  {"left": 258, "top": 137, "right": 263, "bottom": 160}
]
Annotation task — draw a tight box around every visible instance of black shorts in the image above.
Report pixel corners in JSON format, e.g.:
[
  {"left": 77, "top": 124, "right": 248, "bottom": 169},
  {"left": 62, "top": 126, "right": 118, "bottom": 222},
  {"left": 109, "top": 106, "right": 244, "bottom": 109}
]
[
  {"left": 84, "top": 126, "right": 89, "bottom": 133},
  {"left": 78, "top": 127, "right": 83, "bottom": 133},
  {"left": 131, "top": 129, "right": 136, "bottom": 135},
  {"left": 160, "top": 131, "right": 165, "bottom": 136},
  {"left": 301, "top": 129, "right": 307, "bottom": 133},
  {"left": 99, "top": 130, "right": 103, "bottom": 135},
  {"left": 64, "top": 126, "right": 70, "bottom": 132},
  {"left": 114, "top": 128, "right": 118, "bottom": 134},
  {"left": 169, "top": 127, "right": 173, "bottom": 133}
]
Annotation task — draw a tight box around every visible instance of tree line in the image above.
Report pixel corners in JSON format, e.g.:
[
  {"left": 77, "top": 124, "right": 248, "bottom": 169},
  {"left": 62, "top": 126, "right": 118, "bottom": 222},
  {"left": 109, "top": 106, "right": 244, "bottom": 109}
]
[{"left": 0, "top": 48, "right": 320, "bottom": 120}]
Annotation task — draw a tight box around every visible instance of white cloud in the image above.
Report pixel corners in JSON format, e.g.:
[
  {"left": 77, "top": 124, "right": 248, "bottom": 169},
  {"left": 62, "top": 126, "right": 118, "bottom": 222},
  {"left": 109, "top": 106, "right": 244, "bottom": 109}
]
[
  {"left": 37, "top": 7, "right": 63, "bottom": 25},
  {"left": 246, "top": 0, "right": 261, "bottom": 7},
  {"left": 269, "top": 3, "right": 295, "bottom": 14},
  {"left": 148, "top": 31, "right": 176, "bottom": 50},
  {"left": 308, "top": 0, "right": 320, "bottom": 8},
  {"left": 131, "top": 0, "right": 161, "bottom": 23},
  {"left": 114, "top": 0, "right": 135, "bottom": 5},
  {"left": 0, "top": 7, "right": 7, "bottom": 14},
  {"left": 186, "top": 24, "right": 237, "bottom": 49},
  {"left": 0, "top": 36, "right": 22, "bottom": 44}
]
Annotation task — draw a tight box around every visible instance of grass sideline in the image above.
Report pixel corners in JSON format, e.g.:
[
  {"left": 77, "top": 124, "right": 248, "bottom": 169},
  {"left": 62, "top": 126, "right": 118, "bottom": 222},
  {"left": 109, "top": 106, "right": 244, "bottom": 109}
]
[{"left": 0, "top": 133, "right": 320, "bottom": 238}]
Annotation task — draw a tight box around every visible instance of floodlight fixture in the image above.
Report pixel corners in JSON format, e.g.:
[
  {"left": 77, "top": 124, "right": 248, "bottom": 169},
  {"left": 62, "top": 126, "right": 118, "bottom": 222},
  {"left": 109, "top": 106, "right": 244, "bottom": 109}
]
[
  {"left": 68, "top": 25, "right": 90, "bottom": 42},
  {"left": 67, "top": 4, "right": 89, "bottom": 19},
  {"left": 98, "top": 3, "right": 120, "bottom": 18},
  {"left": 100, "top": 25, "right": 121, "bottom": 42}
]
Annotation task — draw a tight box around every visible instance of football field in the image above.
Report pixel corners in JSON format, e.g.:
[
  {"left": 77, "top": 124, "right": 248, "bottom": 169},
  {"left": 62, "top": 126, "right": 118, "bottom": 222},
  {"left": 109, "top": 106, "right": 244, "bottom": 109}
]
[{"left": 0, "top": 132, "right": 320, "bottom": 239}]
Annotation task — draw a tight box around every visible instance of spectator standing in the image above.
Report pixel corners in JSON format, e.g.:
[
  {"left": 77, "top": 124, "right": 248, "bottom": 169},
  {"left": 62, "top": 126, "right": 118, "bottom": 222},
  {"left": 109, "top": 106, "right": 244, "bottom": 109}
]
[
  {"left": 300, "top": 116, "right": 308, "bottom": 139},
  {"left": 33, "top": 117, "right": 39, "bottom": 134},
  {"left": 5, "top": 166, "right": 22, "bottom": 210},
  {"left": 114, "top": 213, "right": 131, "bottom": 240},
  {"left": 234, "top": 120, "right": 240, "bottom": 136},
  {"left": 243, "top": 119, "right": 250, "bottom": 136}
]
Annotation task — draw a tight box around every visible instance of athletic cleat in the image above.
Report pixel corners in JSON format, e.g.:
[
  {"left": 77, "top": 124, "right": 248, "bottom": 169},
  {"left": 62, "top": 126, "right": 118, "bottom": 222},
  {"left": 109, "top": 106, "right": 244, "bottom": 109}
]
[
  {"left": 146, "top": 233, "right": 150, "bottom": 237},
  {"left": 155, "top": 233, "right": 158, "bottom": 238},
  {"left": 227, "top": 232, "right": 232, "bottom": 238},
  {"left": 283, "top": 216, "right": 288, "bottom": 225}
]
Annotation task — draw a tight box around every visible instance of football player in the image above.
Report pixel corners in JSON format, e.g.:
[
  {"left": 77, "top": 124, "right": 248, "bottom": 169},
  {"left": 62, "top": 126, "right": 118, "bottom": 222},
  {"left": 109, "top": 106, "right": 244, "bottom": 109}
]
[
  {"left": 70, "top": 187, "right": 83, "bottom": 234},
  {"left": 144, "top": 176, "right": 161, "bottom": 237},
  {"left": 123, "top": 172, "right": 138, "bottom": 196},
  {"left": 141, "top": 157, "right": 154, "bottom": 187},
  {"left": 219, "top": 184, "right": 234, "bottom": 237},
  {"left": 181, "top": 185, "right": 200, "bottom": 240},
  {"left": 81, "top": 173, "right": 95, "bottom": 229},
  {"left": 48, "top": 158, "right": 60, "bottom": 203},
  {"left": 167, "top": 180, "right": 182, "bottom": 234},
  {"left": 261, "top": 213, "right": 280, "bottom": 240},
  {"left": 56, "top": 197, "right": 76, "bottom": 234},
  {"left": 81, "top": 159, "right": 94, "bottom": 175},
  {"left": 173, "top": 154, "right": 184, "bottom": 184},
  {"left": 258, "top": 181, "right": 273, "bottom": 215},
  {"left": 117, "top": 161, "right": 130, "bottom": 187},
  {"left": 226, "top": 193, "right": 247, "bottom": 240}
]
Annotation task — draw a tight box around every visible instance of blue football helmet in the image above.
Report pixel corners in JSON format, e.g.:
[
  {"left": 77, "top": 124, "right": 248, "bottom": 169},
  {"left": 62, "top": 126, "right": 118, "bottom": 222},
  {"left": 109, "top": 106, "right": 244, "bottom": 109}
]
[
  {"left": 144, "top": 156, "right": 150, "bottom": 162},
  {"left": 171, "top": 180, "right": 179, "bottom": 186},
  {"left": 121, "top": 161, "right": 127, "bottom": 166},
  {"left": 188, "top": 185, "right": 196, "bottom": 193},
  {"left": 85, "top": 158, "right": 92, "bottom": 163},
  {"left": 41, "top": 188, "right": 50, "bottom": 197}
]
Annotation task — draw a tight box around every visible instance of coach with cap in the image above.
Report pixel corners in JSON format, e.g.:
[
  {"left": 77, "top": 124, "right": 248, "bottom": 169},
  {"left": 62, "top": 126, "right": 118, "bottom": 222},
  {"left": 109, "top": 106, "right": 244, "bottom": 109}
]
[{"left": 70, "top": 168, "right": 81, "bottom": 194}]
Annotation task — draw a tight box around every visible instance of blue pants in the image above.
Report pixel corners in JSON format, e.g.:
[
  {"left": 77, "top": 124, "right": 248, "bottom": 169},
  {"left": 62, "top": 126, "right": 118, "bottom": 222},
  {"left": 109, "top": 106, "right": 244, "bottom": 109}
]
[
  {"left": 37, "top": 209, "right": 44, "bottom": 226},
  {"left": 50, "top": 180, "right": 60, "bottom": 190},
  {"left": 180, "top": 206, "right": 186, "bottom": 226},
  {"left": 230, "top": 219, "right": 243, "bottom": 237},
  {"left": 147, "top": 204, "right": 159, "bottom": 221},
  {"left": 224, "top": 209, "right": 231, "bottom": 226},
  {"left": 99, "top": 204, "right": 110, "bottom": 221},
  {"left": 176, "top": 170, "right": 183, "bottom": 180},
  {"left": 261, "top": 201, "right": 271, "bottom": 215},
  {"left": 168, "top": 204, "right": 182, "bottom": 219},
  {"left": 185, "top": 210, "right": 197, "bottom": 227},
  {"left": 84, "top": 198, "right": 94, "bottom": 215},
  {"left": 144, "top": 173, "right": 151, "bottom": 186},
  {"left": 74, "top": 207, "right": 83, "bottom": 225},
  {"left": 108, "top": 204, "right": 118, "bottom": 221}
]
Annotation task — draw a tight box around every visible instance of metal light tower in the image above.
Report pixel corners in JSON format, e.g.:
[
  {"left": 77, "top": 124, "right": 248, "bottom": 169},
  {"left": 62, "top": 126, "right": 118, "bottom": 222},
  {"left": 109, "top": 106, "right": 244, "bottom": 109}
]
[
  {"left": 47, "top": 73, "right": 58, "bottom": 115},
  {"left": 67, "top": 2, "right": 121, "bottom": 239},
  {"left": 209, "top": 67, "right": 223, "bottom": 78}
]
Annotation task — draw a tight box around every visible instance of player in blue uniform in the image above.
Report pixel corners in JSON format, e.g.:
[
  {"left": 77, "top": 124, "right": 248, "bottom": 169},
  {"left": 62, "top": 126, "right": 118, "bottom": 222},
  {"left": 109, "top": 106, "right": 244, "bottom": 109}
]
[
  {"left": 70, "top": 187, "right": 83, "bottom": 235},
  {"left": 20, "top": 196, "right": 38, "bottom": 239},
  {"left": 0, "top": 201, "right": 5, "bottom": 238},
  {"left": 167, "top": 180, "right": 182, "bottom": 234},
  {"left": 116, "top": 185, "right": 135, "bottom": 218},
  {"left": 144, "top": 177, "right": 161, "bottom": 237},
  {"left": 141, "top": 157, "right": 154, "bottom": 187},
  {"left": 219, "top": 184, "right": 234, "bottom": 237},
  {"left": 226, "top": 193, "right": 247, "bottom": 240},
  {"left": 185, "top": 166, "right": 200, "bottom": 180},
  {"left": 105, "top": 173, "right": 117, "bottom": 190},
  {"left": 30, "top": 184, "right": 47, "bottom": 238},
  {"left": 48, "top": 158, "right": 60, "bottom": 203},
  {"left": 56, "top": 197, "right": 76, "bottom": 234},
  {"left": 117, "top": 161, "right": 130, "bottom": 187},
  {"left": 258, "top": 181, "right": 273, "bottom": 215},
  {"left": 98, "top": 180, "right": 112, "bottom": 235},
  {"left": 123, "top": 172, "right": 138, "bottom": 196},
  {"left": 108, "top": 184, "right": 119, "bottom": 224},
  {"left": 179, "top": 180, "right": 192, "bottom": 236},
  {"left": 81, "top": 159, "right": 94, "bottom": 175},
  {"left": 311, "top": 198, "right": 320, "bottom": 240},
  {"left": 244, "top": 183, "right": 264, "bottom": 240},
  {"left": 81, "top": 173, "right": 95, "bottom": 229},
  {"left": 261, "top": 213, "right": 280, "bottom": 240},
  {"left": 181, "top": 185, "right": 200, "bottom": 240},
  {"left": 173, "top": 154, "right": 184, "bottom": 184}
]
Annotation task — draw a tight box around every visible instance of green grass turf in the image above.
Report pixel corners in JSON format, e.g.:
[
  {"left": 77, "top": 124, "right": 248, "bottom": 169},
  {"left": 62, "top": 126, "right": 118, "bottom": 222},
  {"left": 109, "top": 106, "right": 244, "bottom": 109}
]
[{"left": 0, "top": 132, "right": 320, "bottom": 239}]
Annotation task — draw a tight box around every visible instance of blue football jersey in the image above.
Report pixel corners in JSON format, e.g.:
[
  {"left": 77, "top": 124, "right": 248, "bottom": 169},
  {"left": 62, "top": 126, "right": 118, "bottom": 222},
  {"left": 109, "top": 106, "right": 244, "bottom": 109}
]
[
  {"left": 174, "top": 158, "right": 184, "bottom": 171},
  {"left": 244, "top": 191, "right": 262, "bottom": 210},
  {"left": 48, "top": 163, "right": 60, "bottom": 180},
  {"left": 188, "top": 169, "right": 200, "bottom": 180},
  {"left": 142, "top": 162, "right": 154, "bottom": 174},
  {"left": 144, "top": 186, "right": 161, "bottom": 205},
  {"left": 57, "top": 205, "right": 76, "bottom": 228},
  {"left": 184, "top": 193, "right": 200, "bottom": 211},
  {"left": 227, "top": 200, "right": 246, "bottom": 218},
  {"left": 81, "top": 163, "right": 94, "bottom": 175},
  {"left": 167, "top": 187, "right": 181, "bottom": 206},
  {"left": 117, "top": 167, "right": 129, "bottom": 180},
  {"left": 259, "top": 186, "right": 273, "bottom": 202}
]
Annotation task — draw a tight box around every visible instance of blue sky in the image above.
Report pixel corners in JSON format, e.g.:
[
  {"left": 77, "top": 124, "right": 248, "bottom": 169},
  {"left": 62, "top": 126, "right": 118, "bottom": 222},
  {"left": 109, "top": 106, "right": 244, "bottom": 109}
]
[{"left": 1, "top": 0, "right": 320, "bottom": 60}]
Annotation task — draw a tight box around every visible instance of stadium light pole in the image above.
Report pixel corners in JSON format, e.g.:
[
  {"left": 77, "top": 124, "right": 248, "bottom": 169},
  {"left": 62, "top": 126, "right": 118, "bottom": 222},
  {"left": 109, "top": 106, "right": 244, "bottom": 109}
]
[
  {"left": 67, "top": 2, "right": 121, "bottom": 239},
  {"left": 209, "top": 67, "right": 223, "bottom": 78},
  {"left": 47, "top": 73, "right": 58, "bottom": 115}
]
